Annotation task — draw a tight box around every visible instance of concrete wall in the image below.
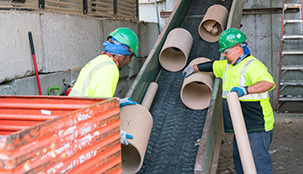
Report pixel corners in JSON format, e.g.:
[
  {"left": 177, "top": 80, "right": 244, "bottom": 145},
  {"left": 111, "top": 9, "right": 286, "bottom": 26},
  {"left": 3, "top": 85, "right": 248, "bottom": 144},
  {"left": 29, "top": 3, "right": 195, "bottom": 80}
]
[
  {"left": 241, "top": 0, "right": 278, "bottom": 106},
  {"left": 241, "top": 0, "right": 303, "bottom": 112},
  {"left": 0, "top": 11, "right": 159, "bottom": 97}
]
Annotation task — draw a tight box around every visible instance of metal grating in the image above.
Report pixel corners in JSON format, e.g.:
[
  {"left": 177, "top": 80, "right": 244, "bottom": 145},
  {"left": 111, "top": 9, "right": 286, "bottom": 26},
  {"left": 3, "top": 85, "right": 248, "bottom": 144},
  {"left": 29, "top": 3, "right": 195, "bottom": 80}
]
[
  {"left": 0, "top": 0, "right": 37, "bottom": 10},
  {"left": 45, "top": 0, "right": 83, "bottom": 14},
  {"left": 87, "top": 0, "right": 114, "bottom": 18},
  {"left": 0, "top": 0, "right": 138, "bottom": 20},
  {"left": 117, "top": 0, "right": 137, "bottom": 20}
]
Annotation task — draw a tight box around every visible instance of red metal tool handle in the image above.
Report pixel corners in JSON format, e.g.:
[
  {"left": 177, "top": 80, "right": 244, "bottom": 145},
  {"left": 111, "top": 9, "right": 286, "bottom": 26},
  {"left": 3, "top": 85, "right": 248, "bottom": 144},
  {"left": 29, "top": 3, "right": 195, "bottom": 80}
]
[{"left": 28, "top": 31, "right": 42, "bottom": 95}]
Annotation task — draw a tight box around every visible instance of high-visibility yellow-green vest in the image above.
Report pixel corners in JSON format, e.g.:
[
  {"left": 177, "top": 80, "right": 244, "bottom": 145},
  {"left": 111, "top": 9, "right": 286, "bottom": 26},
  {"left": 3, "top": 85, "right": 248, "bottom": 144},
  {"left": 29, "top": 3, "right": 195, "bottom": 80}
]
[
  {"left": 69, "top": 54, "right": 119, "bottom": 98},
  {"left": 213, "top": 55, "right": 275, "bottom": 133}
]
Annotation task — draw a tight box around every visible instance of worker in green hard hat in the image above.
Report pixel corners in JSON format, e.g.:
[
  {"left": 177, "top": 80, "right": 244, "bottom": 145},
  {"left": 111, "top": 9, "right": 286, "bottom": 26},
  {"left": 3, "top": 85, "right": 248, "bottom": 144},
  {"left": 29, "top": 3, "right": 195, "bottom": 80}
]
[
  {"left": 69, "top": 27, "right": 139, "bottom": 145},
  {"left": 183, "top": 28, "right": 275, "bottom": 174},
  {"left": 69, "top": 27, "right": 138, "bottom": 98}
]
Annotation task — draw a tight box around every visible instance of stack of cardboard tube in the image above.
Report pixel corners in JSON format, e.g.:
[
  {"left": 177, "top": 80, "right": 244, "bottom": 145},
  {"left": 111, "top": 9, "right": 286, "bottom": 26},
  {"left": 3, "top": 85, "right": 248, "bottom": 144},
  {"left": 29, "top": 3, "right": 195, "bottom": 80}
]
[
  {"left": 120, "top": 4, "right": 232, "bottom": 173},
  {"left": 159, "top": 28, "right": 215, "bottom": 110}
]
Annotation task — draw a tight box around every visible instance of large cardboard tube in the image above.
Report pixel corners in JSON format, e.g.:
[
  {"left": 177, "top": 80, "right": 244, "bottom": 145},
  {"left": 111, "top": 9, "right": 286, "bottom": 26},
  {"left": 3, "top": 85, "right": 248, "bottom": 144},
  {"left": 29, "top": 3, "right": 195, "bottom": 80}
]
[
  {"left": 159, "top": 28, "right": 193, "bottom": 72},
  {"left": 198, "top": 5, "right": 228, "bottom": 42},
  {"left": 181, "top": 58, "right": 214, "bottom": 110},
  {"left": 120, "top": 82, "right": 158, "bottom": 173},
  {"left": 226, "top": 92, "right": 257, "bottom": 174},
  {"left": 120, "top": 105, "right": 153, "bottom": 174}
]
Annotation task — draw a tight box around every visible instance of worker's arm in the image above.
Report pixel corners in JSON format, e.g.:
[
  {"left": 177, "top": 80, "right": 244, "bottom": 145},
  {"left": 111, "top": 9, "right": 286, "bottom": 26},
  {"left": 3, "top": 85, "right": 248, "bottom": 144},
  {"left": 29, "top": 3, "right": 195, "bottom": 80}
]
[
  {"left": 196, "top": 61, "right": 214, "bottom": 72},
  {"left": 183, "top": 61, "right": 214, "bottom": 78},
  {"left": 247, "top": 80, "right": 274, "bottom": 94},
  {"left": 231, "top": 81, "right": 274, "bottom": 97}
]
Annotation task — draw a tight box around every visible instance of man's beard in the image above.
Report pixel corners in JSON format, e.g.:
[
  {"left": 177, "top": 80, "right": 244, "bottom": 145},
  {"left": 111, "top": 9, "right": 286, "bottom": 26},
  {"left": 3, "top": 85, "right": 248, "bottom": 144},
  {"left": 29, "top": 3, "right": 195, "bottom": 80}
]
[{"left": 225, "top": 57, "right": 232, "bottom": 64}]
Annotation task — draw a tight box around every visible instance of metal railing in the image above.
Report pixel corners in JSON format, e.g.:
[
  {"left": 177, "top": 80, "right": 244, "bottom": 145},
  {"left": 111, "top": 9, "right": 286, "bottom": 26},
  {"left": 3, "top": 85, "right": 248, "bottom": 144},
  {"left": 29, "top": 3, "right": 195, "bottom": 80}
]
[{"left": 0, "top": 0, "right": 138, "bottom": 20}]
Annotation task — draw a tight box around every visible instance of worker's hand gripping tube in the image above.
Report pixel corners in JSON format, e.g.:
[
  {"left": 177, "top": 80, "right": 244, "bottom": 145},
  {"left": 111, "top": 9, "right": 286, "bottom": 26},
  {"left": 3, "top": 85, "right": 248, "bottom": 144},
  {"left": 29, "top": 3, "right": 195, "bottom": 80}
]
[
  {"left": 181, "top": 58, "right": 214, "bottom": 110},
  {"left": 182, "top": 65, "right": 195, "bottom": 78},
  {"left": 230, "top": 86, "right": 249, "bottom": 97},
  {"left": 119, "top": 97, "right": 137, "bottom": 107},
  {"left": 120, "top": 130, "right": 133, "bottom": 145}
]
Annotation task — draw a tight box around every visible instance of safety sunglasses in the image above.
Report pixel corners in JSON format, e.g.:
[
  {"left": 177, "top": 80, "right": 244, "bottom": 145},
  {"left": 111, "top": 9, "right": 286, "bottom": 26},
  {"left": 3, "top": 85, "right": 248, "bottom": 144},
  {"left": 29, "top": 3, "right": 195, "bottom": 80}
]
[{"left": 222, "top": 44, "right": 239, "bottom": 55}]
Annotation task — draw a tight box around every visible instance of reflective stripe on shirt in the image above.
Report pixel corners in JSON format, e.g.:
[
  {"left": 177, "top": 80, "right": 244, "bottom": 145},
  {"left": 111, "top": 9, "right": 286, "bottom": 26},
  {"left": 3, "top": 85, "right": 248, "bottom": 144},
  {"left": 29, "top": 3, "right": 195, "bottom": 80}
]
[
  {"left": 240, "top": 59, "right": 254, "bottom": 86},
  {"left": 69, "top": 59, "right": 115, "bottom": 97},
  {"left": 222, "top": 59, "right": 269, "bottom": 100},
  {"left": 81, "top": 61, "right": 114, "bottom": 94}
]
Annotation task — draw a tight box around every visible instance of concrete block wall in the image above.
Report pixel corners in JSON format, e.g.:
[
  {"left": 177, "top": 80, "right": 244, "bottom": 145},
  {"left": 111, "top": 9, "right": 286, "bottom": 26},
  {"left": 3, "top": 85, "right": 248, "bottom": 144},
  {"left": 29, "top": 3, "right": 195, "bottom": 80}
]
[
  {"left": 0, "top": 11, "right": 159, "bottom": 97},
  {"left": 42, "top": 13, "right": 102, "bottom": 73},
  {"left": 0, "top": 12, "right": 43, "bottom": 83}
]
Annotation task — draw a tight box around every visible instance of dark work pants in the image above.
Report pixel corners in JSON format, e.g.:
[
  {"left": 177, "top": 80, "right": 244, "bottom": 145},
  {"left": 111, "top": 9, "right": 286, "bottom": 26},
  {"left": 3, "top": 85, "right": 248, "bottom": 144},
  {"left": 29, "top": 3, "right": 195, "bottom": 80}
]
[{"left": 233, "top": 130, "right": 273, "bottom": 174}]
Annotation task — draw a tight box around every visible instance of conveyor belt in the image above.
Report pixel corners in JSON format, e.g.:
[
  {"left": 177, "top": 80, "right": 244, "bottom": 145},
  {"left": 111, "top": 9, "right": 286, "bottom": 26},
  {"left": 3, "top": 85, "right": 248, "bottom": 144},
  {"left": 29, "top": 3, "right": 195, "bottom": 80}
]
[{"left": 138, "top": 0, "right": 232, "bottom": 173}]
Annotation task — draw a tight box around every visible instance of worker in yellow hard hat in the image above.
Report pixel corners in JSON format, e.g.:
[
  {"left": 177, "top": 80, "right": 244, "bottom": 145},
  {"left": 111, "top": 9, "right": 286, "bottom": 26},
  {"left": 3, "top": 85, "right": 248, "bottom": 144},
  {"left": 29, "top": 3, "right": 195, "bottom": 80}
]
[
  {"left": 183, "top": 28, "right": 275, "bottom": 174},
  {"left": 69, "top": 27, "right": 139, "bottom": 145}
]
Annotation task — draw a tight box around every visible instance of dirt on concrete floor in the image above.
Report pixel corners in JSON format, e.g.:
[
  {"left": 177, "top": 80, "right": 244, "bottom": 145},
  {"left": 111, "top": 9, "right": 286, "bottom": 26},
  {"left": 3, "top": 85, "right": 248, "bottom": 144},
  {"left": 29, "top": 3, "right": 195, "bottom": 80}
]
[{"left": 216, "top": 115, "right": 303, "bottom": 174}]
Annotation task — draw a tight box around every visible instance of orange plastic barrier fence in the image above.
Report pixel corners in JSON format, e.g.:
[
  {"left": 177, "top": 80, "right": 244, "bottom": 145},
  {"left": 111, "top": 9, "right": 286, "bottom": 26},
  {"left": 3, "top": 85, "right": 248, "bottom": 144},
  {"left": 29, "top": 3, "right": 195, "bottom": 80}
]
[{"left": 0, "top": 95, "right": 121, "bottom": 173}]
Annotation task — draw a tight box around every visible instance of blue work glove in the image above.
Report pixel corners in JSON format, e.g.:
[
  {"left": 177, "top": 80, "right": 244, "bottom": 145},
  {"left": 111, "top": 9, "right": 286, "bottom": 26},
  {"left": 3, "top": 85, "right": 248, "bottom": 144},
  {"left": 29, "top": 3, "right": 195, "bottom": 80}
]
[
  {"left": 230, "top": 86, "right": 249, "bottom": 97},
  {"left": 119, "top": 97, "right": 137, "bottom": 107},
  {"left": 120, "top": 130, "right": 133, "bottom": 145},
  {"left": 182, "top": 65, "right": 195, "bottom": 78}
]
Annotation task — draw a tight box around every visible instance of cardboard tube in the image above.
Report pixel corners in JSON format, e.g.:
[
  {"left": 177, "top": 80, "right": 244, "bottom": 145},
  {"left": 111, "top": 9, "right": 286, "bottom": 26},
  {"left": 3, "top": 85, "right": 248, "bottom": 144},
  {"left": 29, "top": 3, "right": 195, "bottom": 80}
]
[
  {"left": 181, "top": 57, "right": 214, "bottom": 110},
  {"left": 159, "top": 28, "right": 193, "bottom": 72},
  {"left": 198, "top": 5, "right": 228, "bottom": 42},
  {"left": 141, "top": 82, "right": 158, "bottom": 110},
  {"left": 226, "top": 92, "right": 257, "bottom": 174},
  {"left": 120, "top": 105, "right": 153, "bottom": 174},
  {"left": 120, "top": 82, "right": 158, "bottom": 173}
]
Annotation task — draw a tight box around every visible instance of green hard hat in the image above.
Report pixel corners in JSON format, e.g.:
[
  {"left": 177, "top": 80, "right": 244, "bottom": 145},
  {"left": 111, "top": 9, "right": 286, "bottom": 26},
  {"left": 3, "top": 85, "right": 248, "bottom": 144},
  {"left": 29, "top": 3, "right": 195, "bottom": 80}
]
[
  {"left": 218, "top": 28, "right": 247, "bottom": 52},
  {"left": 107, "top": 27, "right": 139, "bottom": 57}
]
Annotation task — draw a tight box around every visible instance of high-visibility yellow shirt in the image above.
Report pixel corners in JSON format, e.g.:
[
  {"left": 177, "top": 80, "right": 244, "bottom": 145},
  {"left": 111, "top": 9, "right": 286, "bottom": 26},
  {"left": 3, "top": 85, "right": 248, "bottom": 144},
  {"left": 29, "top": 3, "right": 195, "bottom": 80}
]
[
  {"left": 69, "top": 54, "right": 119, "bottom": 98},
  {"left": 213, "top": 55, "right": 275, "bottom": 132}
]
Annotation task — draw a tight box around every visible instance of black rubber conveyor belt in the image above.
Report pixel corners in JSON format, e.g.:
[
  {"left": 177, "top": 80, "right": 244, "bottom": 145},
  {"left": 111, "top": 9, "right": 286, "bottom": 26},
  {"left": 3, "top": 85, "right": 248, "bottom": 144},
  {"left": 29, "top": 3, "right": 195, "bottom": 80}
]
[{"left": 138, "top": 0, "right": 232, "bottom": 173}]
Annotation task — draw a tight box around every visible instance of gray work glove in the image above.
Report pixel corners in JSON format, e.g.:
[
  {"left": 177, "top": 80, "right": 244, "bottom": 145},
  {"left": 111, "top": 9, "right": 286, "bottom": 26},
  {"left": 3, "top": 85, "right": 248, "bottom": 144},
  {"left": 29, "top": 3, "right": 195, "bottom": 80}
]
[
  {"left": 182, "top": 65, "right": 195, "bottom": 78},
  {"left": 120, "top": 130, "right": 133, "bottom": 145}
]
